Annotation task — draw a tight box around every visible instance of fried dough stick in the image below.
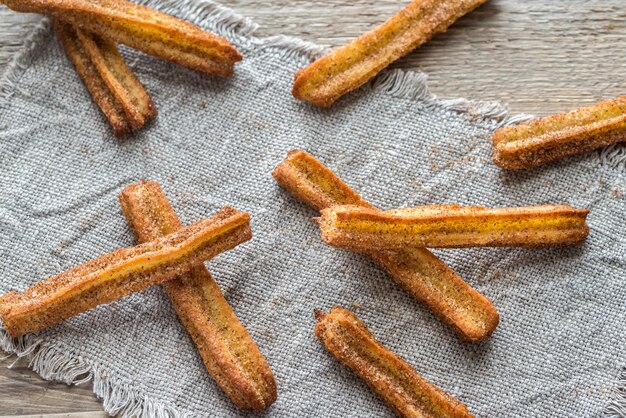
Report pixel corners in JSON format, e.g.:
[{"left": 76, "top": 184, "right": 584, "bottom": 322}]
[
  {"left": 315, "top": 307, "right": 474, "bottom": 418},
  {"left": 292, "top": 0, "right": 488, "bottom": 107},
  {"left": 119, "top": 181, "right": 276, "bottom": 410},
  {"left": 272, "top": 150, "right": 498, "bottom": 341},
  {"left": 319, "top": 204, "right": 589, "bottom": 250},
  {"left": 53, "top": 20, "right": 156, "bottom": 136},
  {"left": 0, "top": 207, "right": 251, "bottom": 337},
  {"left": 493, "top": 96, "right": 626, "bottom": 169},
  {"left": 2, "top": 0, "right": 242, "bottom": 76}
]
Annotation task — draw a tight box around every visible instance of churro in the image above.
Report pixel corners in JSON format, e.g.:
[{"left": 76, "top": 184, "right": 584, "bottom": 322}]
[
  {"left": 119, "top": 181, "right": 276, "bottom": 410},
  {"left": 2, "top": 0, "right": 242, "bottom": 76},
  {"left": 273, "top": 150, "right": 498, "bottom": 341},
  {"left": 292, "top": 0, "right": 488, "bottom": 107},
  {"left": 53, "top": 20, "right": 156, "bottom": 136},
  {"left": 319, "top": 204, "right": 589, "bottom": 250},
  {"left": 493, "top": 96, "right": 626, "bottom": 169},
  {"left": 0, "top": 207, "right": 250, "bottom": 337},
  {"left": 315, "top": 307, "right": 474, "bottom": 418}
]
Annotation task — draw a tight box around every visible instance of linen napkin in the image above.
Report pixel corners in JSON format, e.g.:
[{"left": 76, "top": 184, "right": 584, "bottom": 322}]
[{"left": 0, "top": 1, "right": 625, "bottom": 416}]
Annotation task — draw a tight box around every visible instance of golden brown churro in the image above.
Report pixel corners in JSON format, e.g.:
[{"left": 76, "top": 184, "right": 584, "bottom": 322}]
[
  {"left": 0, "top": 207, "right": 250, "bottom": 337},
  {"left": 315, "top": 307, "right": 474, "bottom": 418},
  {"left": 272, "top": 150, "right": 499, "bottom": 341},
  {"left": 119, "top": 181, "right": 276, "bottom": 410},
  {"left": 319, "top": 204, "right": 589, "bottom": 250},
  {"left": 2, "top": 0, "right": 242, "bottom": 76},
  {"left": 52, "top": 20, "right": 156, "bottom": 136},
  {"left": 493, "top": 96, "right": 626, "bottom": 169},
  {"left": 292, "top": 0, "right": 488, "bottom": 107}
]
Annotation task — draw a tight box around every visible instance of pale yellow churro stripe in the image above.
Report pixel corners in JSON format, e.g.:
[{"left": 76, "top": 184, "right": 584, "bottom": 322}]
[
  {"left": 319, "top": 204, "right": 589, "bottom": 250},
  {"left": 0, "top": 206, "right": 250, "bottom": 337}
]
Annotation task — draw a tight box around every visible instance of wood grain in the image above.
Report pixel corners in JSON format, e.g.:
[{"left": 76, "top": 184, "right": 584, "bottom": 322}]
[
  {"left": 0, "top": 356, "right": 105, "bottom": 416},
  {"left": 1, "top": 0, "right": 625, "bottom": 116},
  {"left": 0, "top": 0, "right": 624, "bottom": 416}
]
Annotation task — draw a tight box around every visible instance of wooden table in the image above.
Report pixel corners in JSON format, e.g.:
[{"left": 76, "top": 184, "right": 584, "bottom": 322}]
[{"left": 0, "top": 0, "right": 623, "bottom": 415}]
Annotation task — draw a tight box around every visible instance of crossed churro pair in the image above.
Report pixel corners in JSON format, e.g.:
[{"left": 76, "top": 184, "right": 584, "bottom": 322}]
[
  {"left": 2, "top": 0, "right": 241, "bottom": 136},
  {"left": 273, "top": 150, "right": 589, "bottom": 338},
  {"left": 273, "top": 150, "right": 589, "bottom": 417},
  {"left": 0, "top": 181, "right": 276, "bottom": 411}
]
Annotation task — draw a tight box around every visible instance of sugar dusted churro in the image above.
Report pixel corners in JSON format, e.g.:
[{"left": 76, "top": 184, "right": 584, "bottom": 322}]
[
  {"left": 3, "top": 0, "right": 242, "bottom": 76},
  {"left": 493, "top": 96, "right": 626, "bottom": 169},
  {"left": 292, "top": 0, "right": 488, "bottom": 107},
  {"left": 315, "top": 307, "right": 474, "bottom": 418},
  {"left": 319, "top": 204, "right": 589, "bottom": 250},
  {"left": 272, "top": 150, "right": 498, "bottom": 341},
  {"left": 119, "top": 181, "right": 276, "bottom": 410},
  {"left": 53, "top": 20, "right": 156, "bottom": 136},
  {"left": 0, "top": 207, "right": 250, "bottom": 337}
]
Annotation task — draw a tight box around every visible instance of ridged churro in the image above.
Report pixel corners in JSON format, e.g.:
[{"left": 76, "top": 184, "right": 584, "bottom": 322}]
[
  {"left": 292, "top": 0, "right": 488, "bottom": 107},
  {"left": 273, "top": 150, "right": 498, "bottom": 341},
  {"left": 315, "top": 307, "right": 474, "bottom": 418},
  {"left": 319, "top": 204, "right": 589, "bottom": 250},
  {"left": 493, "top": 96, "right": 626, "bottom": 169},
  {"left": 119, "top": 181, "right": 276, "bottom": 410},
  {"left": 53, "top": 20, "right": 156, "bottom": 136},
  {"left": 2, "top": 0, "right": 242, "bottom": 76},
  {"left": 0, "top": 207, "right": 250, "bottom": 337}
]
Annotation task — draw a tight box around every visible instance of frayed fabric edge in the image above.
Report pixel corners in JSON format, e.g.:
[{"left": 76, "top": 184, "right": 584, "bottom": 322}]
[
  {"left": 599, "top": 144, "right": 626, "bottom": 173},
  {"left": 370, "top": 69, "right": 534, "bottom": 129},
  {"left": 0, "top": 329, "right": 186, "bottom": 418},
  {"left": 606, "top": 368, "right": 626, "bottom": 418},
  {"left": 0, "top": 1, "right": 624, "bottom": 417}
]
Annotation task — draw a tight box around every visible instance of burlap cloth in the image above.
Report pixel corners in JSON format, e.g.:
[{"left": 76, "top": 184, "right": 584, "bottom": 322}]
[{"left": 0, "top": 1, "right": 625, "bottom": 416}]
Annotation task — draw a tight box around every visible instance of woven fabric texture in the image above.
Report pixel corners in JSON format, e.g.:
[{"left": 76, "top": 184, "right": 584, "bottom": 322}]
[{"left": 0, "top": 1, "right": 625, "bottom": 417}]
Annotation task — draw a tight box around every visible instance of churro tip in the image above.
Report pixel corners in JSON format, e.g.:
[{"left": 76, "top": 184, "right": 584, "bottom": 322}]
[
  {"left": 232, "top": 50, "right": 244, "bottom": 63},
  {"left": 492, "top": 152, "right": 523, "bottom": 170},
  {"left": 286, "top": 149, "right": 305, "bottom": 158},
  {"left": 272, "top": 150, "right": 307, "bottom": 174},
  {"left": 314, "top": 309, "right": 325, "bottom": 321},
  {"left": 113, "top": 126, "right": 129, "bottom": 138},
  {"left": 146, "top": 101, "right": 158, "bottom": 121},
  {"left": 270, "top": 165, "right": 282, "bottom": 180},
  {"left": 291, "top": 80, "right": 301, "bottom": 98},
  {"left": 464, "top": 312, "right": 500, "bottom": 342},
  {"left": 119, "top": 180, "right": 146, "bottom": 197}
]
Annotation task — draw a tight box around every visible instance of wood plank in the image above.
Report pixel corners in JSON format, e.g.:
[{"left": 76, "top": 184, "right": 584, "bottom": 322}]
[
  {"left": 226, "top": 0, "right": 626, "bottom": 116},
  {"left": 1, "top": 0, "right": 625, "bottom": 116},
  {"left": 10, "top": 414, "right": 107, "bottom": 418},
  {"left": 0, "top": 0, "right": 624, "bottom": 416},
  {"left": 0, "top": 354, "right": 105, "bottom": 416}
]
